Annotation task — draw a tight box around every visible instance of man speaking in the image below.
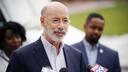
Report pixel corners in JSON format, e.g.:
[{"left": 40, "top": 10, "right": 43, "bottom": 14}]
[{"left": 6, "top": 2, "right": 85, "bottom": 72}]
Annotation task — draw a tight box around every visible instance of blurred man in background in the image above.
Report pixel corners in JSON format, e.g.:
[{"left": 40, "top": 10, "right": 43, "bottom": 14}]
[
  {"left": 6, "top": 2, "right": 85, "bottom": 72},
  {"left": 72, "top": 13, "right": 121, "bottom": 72},
  {"left": 0, "top": 21, "right": 26, "bottom": 72}
]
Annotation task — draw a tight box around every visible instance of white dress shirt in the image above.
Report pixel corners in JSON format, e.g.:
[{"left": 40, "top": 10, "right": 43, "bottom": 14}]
[
  {"left": 41, "top": 36, "right": 66, "bottom": 72},
  {"left": 0, "top": 50, "right": 9, "bottom": 72}
]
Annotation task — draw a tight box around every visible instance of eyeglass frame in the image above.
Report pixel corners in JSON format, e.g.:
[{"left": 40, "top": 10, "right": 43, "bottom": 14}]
[{"left": 43, "top": 16, "right": 70, "bottom": 25}]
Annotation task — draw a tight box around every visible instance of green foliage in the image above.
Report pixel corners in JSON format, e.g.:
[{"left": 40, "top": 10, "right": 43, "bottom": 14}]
[{"left": 70, "top": 3, "right": 128, "bottom": 35}]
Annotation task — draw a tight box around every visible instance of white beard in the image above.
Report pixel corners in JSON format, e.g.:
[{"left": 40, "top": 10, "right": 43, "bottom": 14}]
[{"left": 43, "top": 27, "right": 66, "bottom": 42}]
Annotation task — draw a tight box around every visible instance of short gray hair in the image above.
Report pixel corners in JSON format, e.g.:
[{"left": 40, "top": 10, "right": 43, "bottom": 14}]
[{"left": 41, "top": 6, "right": 48, "bottom": 16}]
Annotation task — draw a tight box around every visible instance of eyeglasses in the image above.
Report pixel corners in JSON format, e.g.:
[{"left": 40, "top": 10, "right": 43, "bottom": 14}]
[{"left": 44, "top": 17, "right": 70, "bottom": 24}]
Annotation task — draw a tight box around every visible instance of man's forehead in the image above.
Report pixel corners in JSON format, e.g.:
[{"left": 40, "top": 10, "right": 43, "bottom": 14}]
[
  {"left": 91, "top": 18, "right": 104, "bottom": 23},
  {"left": 44, "top": 8, "right": 69, "bottom": 18},
  {"left": 86, "top": 17, "right": 104, "bottom": 27},
  {"left": 51, "top": 16, "right": 69, "bottom": 19}
]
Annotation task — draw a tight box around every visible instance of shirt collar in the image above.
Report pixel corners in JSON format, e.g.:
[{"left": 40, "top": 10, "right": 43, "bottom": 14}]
[
  {"left": 82, "top": 38, "right": 99, "bottom": 50},
  {"left": 41, "top": 35, "right": 64, "bottom": 54}
]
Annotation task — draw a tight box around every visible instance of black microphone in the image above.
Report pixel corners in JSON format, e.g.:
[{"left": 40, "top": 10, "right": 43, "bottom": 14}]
[
  {"left": 87, "top": 64, "right": 92, "bottom": 70},
  {"left": 87, "top": 65, "right": 93, "bottom": 72},
  {"left": 87, "top": 64, "right": 109, "bottom": 72},
  {"left": 59, "top": 68, "right": 68, "bottom": 72}
]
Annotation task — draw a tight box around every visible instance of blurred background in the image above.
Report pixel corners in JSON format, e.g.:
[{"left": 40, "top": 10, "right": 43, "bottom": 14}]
[{"left": 0, "top": 0, "right": 128, "bottom": 72}]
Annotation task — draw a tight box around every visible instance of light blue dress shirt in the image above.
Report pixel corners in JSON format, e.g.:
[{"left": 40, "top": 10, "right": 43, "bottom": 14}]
[{"left": 83, "top": 39, "right": 99, "bottom": 66}]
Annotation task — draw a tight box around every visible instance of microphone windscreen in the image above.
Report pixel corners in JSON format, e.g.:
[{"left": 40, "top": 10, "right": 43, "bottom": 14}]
[
  {"left": 90, "top": 64, "right": 108, "bottom": 72},
  {"left": 87, "top": 65, "right": 92, "bottom": 70},
  {"left": 59, "top": 68, "right": 68, "bottom": 72}
]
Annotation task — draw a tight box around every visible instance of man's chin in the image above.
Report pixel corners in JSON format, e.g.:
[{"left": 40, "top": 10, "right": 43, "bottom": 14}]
[
  {"left": 88, "top": 38, "right": 99, "bottom": 45},
  {"left": 51, "top": 36, "right": 64, "bottom": 42},
  {"left": 53, "top": 39, "right": 63, "bottom": 43}
]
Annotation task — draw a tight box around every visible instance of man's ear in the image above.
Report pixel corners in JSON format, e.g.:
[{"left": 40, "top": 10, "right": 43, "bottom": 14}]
[
  {"left": 40, "top": 16, "right": 45, "bottom": 26},
  {"left": 84, "top": 24, "right": 86, "bottom": 29},
  {"left": 83, "top": 24, "right": 87, "bottom": 32}
]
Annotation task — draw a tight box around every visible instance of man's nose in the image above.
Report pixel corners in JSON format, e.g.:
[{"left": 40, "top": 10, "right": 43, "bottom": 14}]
[
  {"left": 58, "top": 20, "right": 65, "bottom": 27},
  {"left": 94, "top": 29, "right": 100, "bottom": 35}
]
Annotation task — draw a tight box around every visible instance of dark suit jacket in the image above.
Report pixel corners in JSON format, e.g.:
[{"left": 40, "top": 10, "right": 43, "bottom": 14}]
[
  {"left": 72, "top": 41, "right": 121, "bottom": 72},
  {"left": 6, "top": 38, "right": 86, "bottom": 72}
]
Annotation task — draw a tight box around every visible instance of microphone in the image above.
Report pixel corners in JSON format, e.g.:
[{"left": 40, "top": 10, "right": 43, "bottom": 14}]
[
  {"left": 87, "top": 64, "right": 108, "bottom": 72},
  {"left": 59, "top": 68, "right": 68, "bottom": 72}
]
